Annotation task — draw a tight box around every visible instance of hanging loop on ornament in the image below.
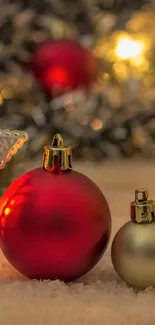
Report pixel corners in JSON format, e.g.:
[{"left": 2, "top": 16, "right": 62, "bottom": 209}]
[
  {"left": 131, "top": 187, "right": 155, "bottom": 224},
  {"left": 43, "top": 134, "right": 72, "bottom": 172},
  {"left": 52, "top": 134, "right": 64, "bottom": 148}
]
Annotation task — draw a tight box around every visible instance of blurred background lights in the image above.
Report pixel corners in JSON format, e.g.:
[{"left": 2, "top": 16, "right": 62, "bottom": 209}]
[
  {"left": 1, "top": 0, "right": 155, "bottom": 181},
  {"left": 115, "top": 36, "right": 145, "bottom": 60},
  {"left": 91, "top": 119, "right": 103, "bottom": 131},
  {"left": 0, "top": 94, "right": 4, "bottom": 105}
]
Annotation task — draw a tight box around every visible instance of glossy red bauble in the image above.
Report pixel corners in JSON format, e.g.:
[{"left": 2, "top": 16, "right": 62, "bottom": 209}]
[
  {"left": 0, "top": 167, "right": 111, "bottom": 282},
  {"left": 31, "top": 39, "right": 98, "bottom": 96}
]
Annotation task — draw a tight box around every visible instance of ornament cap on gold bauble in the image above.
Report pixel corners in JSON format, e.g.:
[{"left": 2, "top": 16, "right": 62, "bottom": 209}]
[
  {"left": 111, "top": 187, "right": 155, "bottom": 289},
  {"left": 43, "top": 134, "right": 72, "bottom": 171},
  {"left": 131, "top": 187, "right": 155, "bottom": 224}
]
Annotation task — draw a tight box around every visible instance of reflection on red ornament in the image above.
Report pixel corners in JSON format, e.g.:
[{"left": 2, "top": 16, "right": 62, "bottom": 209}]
[
  {"left": 31, "top": 39, "right": 98, "bottom": 96},
  {"left": 42, "top": 66, "right": 70, "bottom": 91}
]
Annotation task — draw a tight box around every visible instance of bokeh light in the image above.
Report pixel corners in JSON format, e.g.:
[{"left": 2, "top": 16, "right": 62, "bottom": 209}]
[{"left": 115, "top": 36, "right": 144, "bottom": 60}]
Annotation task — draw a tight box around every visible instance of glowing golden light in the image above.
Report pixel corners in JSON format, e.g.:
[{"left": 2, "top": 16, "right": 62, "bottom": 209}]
[
  {"left": 98, "top": 72, "right": 109, "bottom": 85},
  {"left": 115, "top": 36, "right": 144, "bottom": 60},
  {"left": 0, "top": 94, "right": 3, "bottom": 105},
  {"left": 113, "top": 62, "right": 129, "bottom": 81},
  {"left": 134, "top": 57, "right": 149, "bottom": 71},
  {"left": 1, "top": 87, "right": 13, "bottom": 99},
  {"left": 91, "top": 119, "right": 103, "bottom": 131},
  {"left": 4, "top": 208, "right": 11, "bottom": 216}
]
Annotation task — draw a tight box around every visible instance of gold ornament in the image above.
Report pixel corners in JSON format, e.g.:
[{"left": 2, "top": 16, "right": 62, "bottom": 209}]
[{"left": 111, "top": 188, "right": 155, "bottom": 289}]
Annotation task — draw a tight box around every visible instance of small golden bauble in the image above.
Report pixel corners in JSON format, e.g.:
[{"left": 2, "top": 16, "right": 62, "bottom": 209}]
[{"left": 111, "top": 188, "right": 155, "bottom": 289}]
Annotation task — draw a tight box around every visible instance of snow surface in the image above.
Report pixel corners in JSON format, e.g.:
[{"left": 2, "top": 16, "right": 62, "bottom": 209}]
[{"left": 0, "top": 160, "right": 155, "bottom": 325}]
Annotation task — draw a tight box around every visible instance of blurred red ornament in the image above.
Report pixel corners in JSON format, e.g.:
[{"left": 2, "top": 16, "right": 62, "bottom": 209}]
[
  {"left": 0, "top": 134, "right": 111, "bottom": 282},
  {"left": 31, "top": 39, "right": 98, "bottom": 96}
]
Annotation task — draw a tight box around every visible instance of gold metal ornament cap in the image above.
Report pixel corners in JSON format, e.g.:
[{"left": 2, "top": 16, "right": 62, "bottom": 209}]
[
  {"left": 131, "top": 188, "right": 155, "bottom": 223},
  {"left": 43, "top": 134, "right": 72, "bottom": 171}
]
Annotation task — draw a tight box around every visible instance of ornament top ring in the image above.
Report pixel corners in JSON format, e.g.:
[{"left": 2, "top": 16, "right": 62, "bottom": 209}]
[
  {"left": 43, "top": 133, "right": 72, "bottom": 171},
  {"left": 0, "top": 133, "right": 111, "bottom": 281}
]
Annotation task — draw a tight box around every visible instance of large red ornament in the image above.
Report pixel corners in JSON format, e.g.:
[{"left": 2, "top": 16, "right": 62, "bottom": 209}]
[
  {"left": 0, "top": 134, "right": 111, "bottom": 282},
  {"left": 31, "top": 39, "right": 98, "bottom": 96}
]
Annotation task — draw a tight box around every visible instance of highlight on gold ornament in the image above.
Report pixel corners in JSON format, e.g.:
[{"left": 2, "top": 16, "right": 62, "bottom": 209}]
[
  {"left": 43, "top": 134, "right": 72, "bottom": 171},
  {"left": 0, "top": 129, "right": 29, "bottom": 170}
]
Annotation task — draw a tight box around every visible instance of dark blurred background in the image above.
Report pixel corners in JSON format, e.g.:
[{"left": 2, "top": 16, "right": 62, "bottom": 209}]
[{"left": 1, "top": 0, "right": 155, "bottom": 188}]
